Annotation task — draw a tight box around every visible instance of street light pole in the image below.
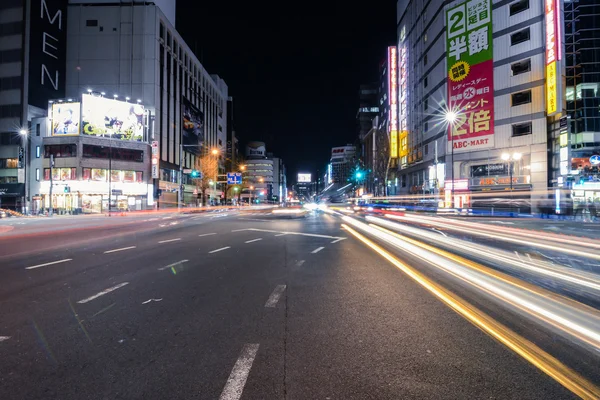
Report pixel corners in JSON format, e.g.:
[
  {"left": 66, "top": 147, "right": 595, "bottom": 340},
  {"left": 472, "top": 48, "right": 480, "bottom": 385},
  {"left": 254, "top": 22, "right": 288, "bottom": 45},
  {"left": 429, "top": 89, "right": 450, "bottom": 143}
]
[{"left": 19, "top": 129, "right": 27, "bottom": 214}]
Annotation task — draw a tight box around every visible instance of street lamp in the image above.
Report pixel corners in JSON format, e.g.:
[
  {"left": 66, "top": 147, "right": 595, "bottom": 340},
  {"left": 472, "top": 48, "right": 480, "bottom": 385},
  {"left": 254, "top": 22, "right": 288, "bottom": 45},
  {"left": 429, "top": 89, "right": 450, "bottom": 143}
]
[
  {"left": 445, "top": 111, "right": 458, "bottom": 209},
  {"left": 501, "top": 152, "right": 522, "bottom": 193},
  {"left": 211, "top": 148, "right": 219, "bottom": 155},
  {"left": 19, "top": 129, "right": 28, "bottom": 214}
]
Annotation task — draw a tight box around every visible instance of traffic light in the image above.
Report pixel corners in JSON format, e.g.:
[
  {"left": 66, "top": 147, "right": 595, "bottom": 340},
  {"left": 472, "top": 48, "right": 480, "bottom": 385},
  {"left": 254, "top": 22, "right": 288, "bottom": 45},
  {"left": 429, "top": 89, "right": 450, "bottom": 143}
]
[
  {"left": 355, "top": 171, "right": 363, "bottom": 179},
  {"left": 191, "top": 170, "right": 199, "bottom": 178},
  {"left": 64, "top": 186, "right": 70, "bottom": 193}
]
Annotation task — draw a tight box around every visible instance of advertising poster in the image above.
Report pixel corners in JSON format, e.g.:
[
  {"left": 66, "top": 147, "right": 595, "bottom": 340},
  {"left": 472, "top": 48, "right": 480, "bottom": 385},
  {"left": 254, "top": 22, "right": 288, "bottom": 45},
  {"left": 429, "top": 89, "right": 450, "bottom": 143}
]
[
  {"left": 297, "top": 173, "right": 312, "bottom": 183},
  {"left": 52, "top": 102, "right": 80, "bottom": 136},
  {"left": 545, "top": 0, "right": 562, "bottom": 116},
  {"left": 182, "top": 97, "right": 204, "bottom": 155},
  {"left": 446, "top": 0, "right": 494, "bottom": 153},
  {"left": 81, "top": 94, "right": 145, "bottom": 141},
  {"left": 388, "top": 46, "right": 399, "bottom": 159}
]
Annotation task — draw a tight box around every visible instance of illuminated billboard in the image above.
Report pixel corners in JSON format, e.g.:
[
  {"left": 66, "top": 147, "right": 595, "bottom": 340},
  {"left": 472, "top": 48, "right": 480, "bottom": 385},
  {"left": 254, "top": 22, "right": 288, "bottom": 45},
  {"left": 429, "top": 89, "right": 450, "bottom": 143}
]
[
  {"left": 51, "top": 102, "right": 80, "bottom": 136},
  {"left": 545, "top": 0, "right": 562, "bottom": 116},
  {"left": 398, "top": 43, "right": 408, "bottom": 165},
  {"left": 446, "top": 0, "right": 495, "bottom": 153},
  {"left": 388, "top": 46, "right": 399, "bottom": 159},
  {"left": 81, "top": 94, "right": 145, "bottom": 141},
  {"left": 297, "top": 173, "right": 312, "bottom": 183},
  {"left": 182, "top": 97, "right": 204, "bottom": 155}
]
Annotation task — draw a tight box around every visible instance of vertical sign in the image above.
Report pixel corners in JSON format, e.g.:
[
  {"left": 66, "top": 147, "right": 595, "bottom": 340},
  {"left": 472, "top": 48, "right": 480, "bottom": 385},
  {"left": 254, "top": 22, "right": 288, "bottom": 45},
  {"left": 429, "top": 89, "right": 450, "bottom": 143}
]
[
  {"left": 29, "top": 0, "right": 68, "bottom": 109},
  {"left": 446, "top": 0, "right": 494, "bottom": 153},
  {"left": 545, "top": 0, "right": 562, "bottom": 116},
  {"left": 388, "top": 46, "right": 399, "bottom": 158},
  {"left": 559, "top": 116, "right": 569, "bottom": 176},
  {"left": 151, "top": 141, "right": 159, "bottom": 178},
  {"left": 398, "top": 43, "right": 409, "bottom": 163}
]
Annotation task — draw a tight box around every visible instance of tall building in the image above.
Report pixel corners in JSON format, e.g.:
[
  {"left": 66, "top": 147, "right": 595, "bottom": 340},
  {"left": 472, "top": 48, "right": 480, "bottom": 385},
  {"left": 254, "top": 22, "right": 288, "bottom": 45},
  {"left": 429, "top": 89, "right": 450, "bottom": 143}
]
[
  {"left": 559, "top": 0, "right": 600, "bottom": 204},
  {"left": 330, "top": 145, "right": 356, "bottom": 184},
  {"left": 396, "top": 0, "right": 548, "bottom": 208},
  {"left": 241, "top": 141, "right": 273, "bottom": 203},
  {"left": 49, "top": 0, "right": 227, "bottom": 211},
  {"left": 357, "top": 83, "right": 379, "bottom": 141},
  {"left": 0, "top": 0, "right": 69, "bottom": 212}
]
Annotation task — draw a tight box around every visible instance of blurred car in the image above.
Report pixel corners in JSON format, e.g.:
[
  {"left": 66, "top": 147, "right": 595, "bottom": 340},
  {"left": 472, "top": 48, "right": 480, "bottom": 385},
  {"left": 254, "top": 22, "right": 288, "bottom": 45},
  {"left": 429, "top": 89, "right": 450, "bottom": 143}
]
[{"left": 0, "top": 210, "right": 7, "bottom": 218}]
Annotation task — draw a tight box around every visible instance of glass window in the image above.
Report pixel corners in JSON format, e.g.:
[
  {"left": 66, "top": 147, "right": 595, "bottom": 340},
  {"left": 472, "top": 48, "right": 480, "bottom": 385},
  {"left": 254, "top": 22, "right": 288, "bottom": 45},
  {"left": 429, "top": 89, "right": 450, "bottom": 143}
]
[
  {"left": 36, "top": 124, "right": 40, "bottom": 136},
  {"left": 44, "top": 144, "right": 77, "bottom": 158},
  {"left": 510, "top": 28, "right": 530, "bottom": 46},
  {"left": 424, "top": 76, "right": 428, "bottom": 88},
  {"left": 511, "top": 90, "right": 532, "bottom": 106},
  {"left": 82, "top": 145, "right": 143, "bottom": 162},
  {"left": 511, "top": 59, "right": 531, "bottom": 76},
  {"left": 509, "top": 0, "right": 529, "bottom": 15},
  {"left": 512, "top": 122, "right": 532, "bottom": 137},
  {"left": 0, "top": 158, "right": 18, "bottom": 168}
]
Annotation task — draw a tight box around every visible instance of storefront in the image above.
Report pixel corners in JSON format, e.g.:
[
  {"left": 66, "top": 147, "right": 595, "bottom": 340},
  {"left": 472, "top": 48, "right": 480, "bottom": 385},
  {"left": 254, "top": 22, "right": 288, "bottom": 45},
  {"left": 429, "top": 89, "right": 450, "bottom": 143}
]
[
  {"left": 38, "top": 179, "right": 150, "bottom": 214},
  {"left": 0, "top": 183, "right": 24, "bottom": 211}
]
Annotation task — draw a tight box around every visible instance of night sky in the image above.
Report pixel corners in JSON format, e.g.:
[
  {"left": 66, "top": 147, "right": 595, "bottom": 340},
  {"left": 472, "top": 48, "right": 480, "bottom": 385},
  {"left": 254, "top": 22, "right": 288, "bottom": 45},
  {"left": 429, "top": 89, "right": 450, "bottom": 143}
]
[{"left": 176, "top": 1, "right": 397, "bottom": 179}]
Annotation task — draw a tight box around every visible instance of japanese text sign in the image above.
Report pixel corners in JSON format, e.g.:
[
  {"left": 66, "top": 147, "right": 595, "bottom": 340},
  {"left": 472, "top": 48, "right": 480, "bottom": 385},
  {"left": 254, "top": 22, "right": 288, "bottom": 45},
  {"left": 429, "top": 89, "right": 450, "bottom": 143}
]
[
  {"left": 446, "top": 0, "right": 494, "bottom": 153},
  {"left": 545, "top": 0, "right": 562, "bottom": 116}
]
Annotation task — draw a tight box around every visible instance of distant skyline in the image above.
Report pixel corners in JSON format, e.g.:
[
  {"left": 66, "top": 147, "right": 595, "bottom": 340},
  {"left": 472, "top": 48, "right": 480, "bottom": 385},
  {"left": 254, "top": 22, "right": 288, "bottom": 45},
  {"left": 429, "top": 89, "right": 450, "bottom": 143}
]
[{"left": 176, "top": 1, "right": 397, "bottom": 179}]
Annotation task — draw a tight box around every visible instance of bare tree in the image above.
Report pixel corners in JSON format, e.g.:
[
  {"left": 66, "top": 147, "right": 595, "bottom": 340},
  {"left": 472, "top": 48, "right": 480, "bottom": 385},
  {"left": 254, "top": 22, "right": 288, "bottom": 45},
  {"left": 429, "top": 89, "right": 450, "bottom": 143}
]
[{"left": 193, "top": 152, "right": 219, "bottom": 206}]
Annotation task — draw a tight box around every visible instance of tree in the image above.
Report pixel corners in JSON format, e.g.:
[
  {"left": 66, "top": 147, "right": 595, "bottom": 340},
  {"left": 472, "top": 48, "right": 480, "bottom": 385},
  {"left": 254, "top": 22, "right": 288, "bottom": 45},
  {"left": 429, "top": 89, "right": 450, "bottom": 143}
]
[{"left": 193, "top": 152, "right": 219, "bottom": 206}]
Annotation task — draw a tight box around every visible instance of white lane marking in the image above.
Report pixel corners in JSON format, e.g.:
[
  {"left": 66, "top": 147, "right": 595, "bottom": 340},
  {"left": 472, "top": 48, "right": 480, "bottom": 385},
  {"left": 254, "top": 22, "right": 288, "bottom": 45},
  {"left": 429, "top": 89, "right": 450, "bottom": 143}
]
[
  {"left": 158, "top": 259, "right": 189, "bottom": 271},
  {"left": 25, "top": 258, "right": 72, "bottom": 270},
  {"left": 198, "top": 233, "right": 217, "bottom": 237},
  {"left": 148, "top": 218, "right": 159, "bottom": 221},
  {"left": 104, "top": 246, "right": 136, "bottom": 254},
  {"left": 77, "top": 282, "right": 129, "bottom": 304},
  {"left": 330, "top": 237, "right": 347, "bottom": 243},
  {"left": 238, "top": 218, "right": 271, "bottom": 222},
  {"left": 169, "top": 222, "right": 178, "bottom": 225},
  {"left": 209, "top": 246, "right": 231, "bottom": 254},
  {"left": 311, "top": 247, "right": 325, "bottom": 254},
  {"left": 265, "top": 285, "right": 286, "bottom": 307},
  {"left": 162, "top": 216, "right": 173, "bottom": 220},
  {"left": 142, "top": 298, "right": 163, "bottom": 304},
  {"left": 274, "top": 233, "right": 287, "bottom": 237},
  {"left": 245, "top": 238, "right": 262, "bottom": 243},
  {"left": 219, "top": 343, "right": 260, "bottom": 400},
  {"left": 431, "top": 228, "right": 448, "bottom": 237},
  {"left": 296, "top": 260, "right": 305, "bottom": 267},
  {"left": 0, "top": 336, "right": 10, "bottom": 342},
  {"left": 232, "top": 228, "right": 342, "bottom": 240},
  {"left": 159, "top": 224, "right": 167, "bottom": 227},
  {"left": 158, "top": 238, "right": 181, "bottom": 244}
]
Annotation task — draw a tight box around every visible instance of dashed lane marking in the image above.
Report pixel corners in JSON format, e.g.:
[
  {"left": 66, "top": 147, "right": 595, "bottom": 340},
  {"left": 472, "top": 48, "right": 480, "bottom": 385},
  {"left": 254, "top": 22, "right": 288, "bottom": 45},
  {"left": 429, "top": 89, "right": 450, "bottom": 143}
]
[{"left": 77, "top": 282, "right": 129, "bottom": 304}]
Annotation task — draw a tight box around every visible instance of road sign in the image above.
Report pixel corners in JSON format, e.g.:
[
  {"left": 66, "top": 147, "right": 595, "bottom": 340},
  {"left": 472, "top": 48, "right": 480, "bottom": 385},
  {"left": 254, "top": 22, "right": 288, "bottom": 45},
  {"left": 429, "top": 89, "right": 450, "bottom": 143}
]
[{"left": 227, "top": 172, "right": 242, "bottom": 184}]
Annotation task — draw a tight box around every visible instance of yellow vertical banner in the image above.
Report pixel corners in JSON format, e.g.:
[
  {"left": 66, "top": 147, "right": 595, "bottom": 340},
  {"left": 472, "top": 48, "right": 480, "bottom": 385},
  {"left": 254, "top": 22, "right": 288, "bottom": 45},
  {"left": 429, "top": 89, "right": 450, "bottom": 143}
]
[{"left": 390, "top": 130, "right": 398, "bottom": 158}]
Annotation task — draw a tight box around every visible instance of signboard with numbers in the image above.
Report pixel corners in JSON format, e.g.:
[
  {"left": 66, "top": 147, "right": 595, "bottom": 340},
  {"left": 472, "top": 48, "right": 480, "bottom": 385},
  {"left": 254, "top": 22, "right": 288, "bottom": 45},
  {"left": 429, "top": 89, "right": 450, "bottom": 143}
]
[{"left": 446, "top": 0, "right": 494, "bottom": 153}]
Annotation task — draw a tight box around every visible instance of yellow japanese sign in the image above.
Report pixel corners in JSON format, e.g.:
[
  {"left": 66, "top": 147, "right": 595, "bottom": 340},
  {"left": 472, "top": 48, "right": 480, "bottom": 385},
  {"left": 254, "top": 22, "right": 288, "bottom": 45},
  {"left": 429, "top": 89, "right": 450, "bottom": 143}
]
[
  {"left": 390, "top": 130, "right": 398, "bottom": 158},
  {"left": 546, "top": 61, "right": 557, "bottom": 115}
]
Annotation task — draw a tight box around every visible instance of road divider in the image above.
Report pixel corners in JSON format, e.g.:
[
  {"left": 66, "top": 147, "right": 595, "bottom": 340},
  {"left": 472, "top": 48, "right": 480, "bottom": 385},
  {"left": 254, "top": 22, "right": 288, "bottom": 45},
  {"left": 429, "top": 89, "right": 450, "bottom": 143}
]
[
  {"left": 25, "top": 258, "right": 72, "bottom": 270},
  {"left": 77, "top": 282, "right": 129, "bottom": 304}
]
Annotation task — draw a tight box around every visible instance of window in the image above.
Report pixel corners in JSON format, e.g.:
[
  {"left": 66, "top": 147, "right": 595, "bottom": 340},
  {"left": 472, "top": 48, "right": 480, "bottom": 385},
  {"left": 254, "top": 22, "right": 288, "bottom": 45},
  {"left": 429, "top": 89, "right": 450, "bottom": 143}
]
[
  {"left": 512, "top": 122, "right": 532, "bottom": 137},
  {"left": 44, "top": 144, "right": 77, "bottom": 158},
  {"left": 44, "top": 167, "right": 77, "bottom": 181},
  {"left": 424, "top": 53, "right": 428, "bottom": 65},
  {"left": 82, "top": 144, "right": 144, "bottom": 162},
  {"left": 510, "top": 28, "right": 530, "bottom": 45},
  {"left": 424, "top": 33, "right": 428, "bottom": 43},
  {"left": 86, "top": 19, "right": 98, "bottom": 27},
  {"left": 509, "top": 0, "right": 529, "bottom": 15},
  {"left": 160, "top": 23, "right": 165, "bottom": 40},
  {"left": 511, "top": 59, "right": 531, "bottom": 76},
  {"left": 36, "top": 168, "right": 40, "bottom": 181},
  {"left": 0, "top": 158, "right": 18, "bottom": 168},
  {"left": 424, "top": 122, "right": 428, "bottom": 131},
  {"left": 36, "top": 123, "right": 40, "bottom": 136},
  {"left": 0, "top": 76, "right": 21, "bottom": 90},
  {"left": 511, "top": 90, "right": 532, "bottom": 106},
  {"left": 424, "top": 144, "right": 429, "bottom": 155},
  {"left": 36, "top": 146, "right": 40, "bottom": 158},
  {"left": 424, "top": 98, "right": 428, "bottom": 110},
  {"left": 424, "top": 76, "right": 428, "bottom": 88}
]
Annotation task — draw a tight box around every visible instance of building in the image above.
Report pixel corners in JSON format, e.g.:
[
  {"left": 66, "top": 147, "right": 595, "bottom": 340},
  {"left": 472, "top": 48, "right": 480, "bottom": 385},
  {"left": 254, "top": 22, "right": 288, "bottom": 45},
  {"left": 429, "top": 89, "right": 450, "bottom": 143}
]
[
  {"left": 20, "top": 0, "right": 229, "bottom": 212},
  {"left": 357, "top": 83, "right": 379, "bottom": 140},
  {"left": 241, "top": 141, "right": 272, "bottom": 203},
  {"left": 557, "top": 0, "right": 600, "bottom": 206},
  {"left": 396, "top": 0, "right": 548, "bottom": 209},
  {"left": 271, "top": 157, "right": 287, "bottom": 203},
  {"left": 330, "top": 145, "right": 356, "bottom": 184},
  {"left": 0, "top": 0, "right": 70, "bottom": 212}
]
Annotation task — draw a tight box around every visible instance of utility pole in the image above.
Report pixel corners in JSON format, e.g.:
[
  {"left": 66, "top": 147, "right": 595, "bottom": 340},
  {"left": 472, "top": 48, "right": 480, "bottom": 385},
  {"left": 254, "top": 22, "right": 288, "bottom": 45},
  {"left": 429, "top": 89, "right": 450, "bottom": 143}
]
[{"left": 49, "top": 155, "right": 54, "bottom": 216}]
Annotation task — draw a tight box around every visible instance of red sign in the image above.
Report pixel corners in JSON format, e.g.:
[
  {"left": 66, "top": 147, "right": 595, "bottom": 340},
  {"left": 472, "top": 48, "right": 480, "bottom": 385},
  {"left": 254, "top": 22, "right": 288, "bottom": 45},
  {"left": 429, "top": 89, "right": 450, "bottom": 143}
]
[
  {"left": 448, "top": 60, "right": 495, "bottom": 151},
  {"left": 388, "top": 46, "right": 398, "bottom": 132}
]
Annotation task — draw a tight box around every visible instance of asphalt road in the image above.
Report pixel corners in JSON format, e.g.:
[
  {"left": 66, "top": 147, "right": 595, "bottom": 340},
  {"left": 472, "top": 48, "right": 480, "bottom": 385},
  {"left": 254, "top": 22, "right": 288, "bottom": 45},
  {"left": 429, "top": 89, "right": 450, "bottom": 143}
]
[{"left": 0, "top": 209, "right": 594, "bottom": 399}]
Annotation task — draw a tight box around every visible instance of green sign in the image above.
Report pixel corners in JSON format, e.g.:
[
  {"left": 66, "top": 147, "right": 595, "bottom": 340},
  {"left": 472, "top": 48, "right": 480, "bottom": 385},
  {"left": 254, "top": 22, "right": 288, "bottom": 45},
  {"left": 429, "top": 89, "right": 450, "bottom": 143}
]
[{"left": 446, "top": 0, "right": 493, "bottom": 78}]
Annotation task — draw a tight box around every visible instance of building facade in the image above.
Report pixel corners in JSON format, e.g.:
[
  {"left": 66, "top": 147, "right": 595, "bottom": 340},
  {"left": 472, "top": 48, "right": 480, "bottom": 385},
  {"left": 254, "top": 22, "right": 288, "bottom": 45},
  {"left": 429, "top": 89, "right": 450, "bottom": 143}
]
[
  {"left": 330, "top": 145, "right": 356, "bottom": 184},
  {"left": 58, "top": 0, "right": 227, "bottom": 210},
  {"left": 396, "top": 0, "right": 548, "bottom": 209}
]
